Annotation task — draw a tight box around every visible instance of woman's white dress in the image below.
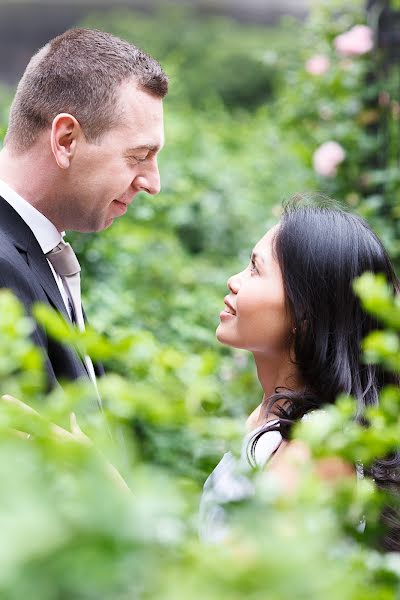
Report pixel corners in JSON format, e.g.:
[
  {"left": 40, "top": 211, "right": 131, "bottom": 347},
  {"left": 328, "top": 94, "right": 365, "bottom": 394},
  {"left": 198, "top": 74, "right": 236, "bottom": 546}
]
[
  {"left": 199, "top": 417, "right": 365, "bottom": 541},
  {"left": 199, "top": 420, "right": 282, "bottom": 542}
]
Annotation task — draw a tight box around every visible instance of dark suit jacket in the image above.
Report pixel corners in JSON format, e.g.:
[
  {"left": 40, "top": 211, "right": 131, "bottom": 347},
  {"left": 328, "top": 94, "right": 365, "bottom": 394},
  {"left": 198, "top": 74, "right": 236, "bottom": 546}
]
[{"left": 0, "top": 194, "right": 95, "bottom": 389}]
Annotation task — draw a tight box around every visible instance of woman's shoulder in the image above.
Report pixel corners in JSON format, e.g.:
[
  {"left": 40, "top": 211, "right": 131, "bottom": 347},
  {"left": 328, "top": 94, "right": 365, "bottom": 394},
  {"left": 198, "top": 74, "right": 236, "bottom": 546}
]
[
  {"left": 245, "top": 408, "right": 321, "bottom": 470},
  {"left": 246, "top": 403, "right": 263, "bottom": 432},
  {"left": 244, "top": 419, "right": 283, "bottom": 469}
]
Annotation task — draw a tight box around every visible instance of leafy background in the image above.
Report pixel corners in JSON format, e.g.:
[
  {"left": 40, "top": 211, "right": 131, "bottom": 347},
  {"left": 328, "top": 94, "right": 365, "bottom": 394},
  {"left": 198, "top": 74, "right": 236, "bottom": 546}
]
[{"left": 0, "top": 0, "right": 399, "bottom": 597}]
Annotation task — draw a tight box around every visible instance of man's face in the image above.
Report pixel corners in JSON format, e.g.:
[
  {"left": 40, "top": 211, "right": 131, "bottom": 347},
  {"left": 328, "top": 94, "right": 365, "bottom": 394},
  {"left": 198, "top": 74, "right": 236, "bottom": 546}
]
[{"left": 63, "top": 80, "right": 164, "bottom": 232}]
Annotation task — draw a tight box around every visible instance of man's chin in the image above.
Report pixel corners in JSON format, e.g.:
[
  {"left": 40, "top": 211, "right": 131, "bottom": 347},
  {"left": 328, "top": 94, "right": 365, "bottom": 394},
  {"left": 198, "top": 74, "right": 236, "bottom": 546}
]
[
  {"left": 103, "top": 218, "right": 114, "bottom": 230},
  {"left": 71, "top": 218, "right": 114, "bottom": 233}
]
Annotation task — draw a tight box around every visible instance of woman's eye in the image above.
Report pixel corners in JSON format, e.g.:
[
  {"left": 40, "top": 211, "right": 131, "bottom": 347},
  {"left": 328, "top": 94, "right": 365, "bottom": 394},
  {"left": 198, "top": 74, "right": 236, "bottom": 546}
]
[{"left": 250, "top": 260, "right": 258, "bottom": 274}]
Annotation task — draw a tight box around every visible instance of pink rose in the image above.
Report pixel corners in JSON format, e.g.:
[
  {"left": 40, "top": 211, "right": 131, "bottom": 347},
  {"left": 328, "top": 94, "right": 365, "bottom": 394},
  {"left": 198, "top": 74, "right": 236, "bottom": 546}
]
[
  {"left": 305, "top": 55, "right": 330, "bottom": 76},
  {"left": 313, "top": 141, "right": 346, "bottom": 177},
  {"left": 334, "top": 25, "right": 374, "bottom": 57}
]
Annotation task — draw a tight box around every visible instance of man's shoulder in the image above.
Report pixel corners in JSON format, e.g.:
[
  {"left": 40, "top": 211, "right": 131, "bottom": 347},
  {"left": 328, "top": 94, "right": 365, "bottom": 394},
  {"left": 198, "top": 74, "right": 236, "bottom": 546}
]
[
  {"left": 0, "top": 195, "right": 35, "bottom": 252},
  {"left": 0, "top": 229, "right": 27, "bottom": 264},
  {"left": 0, "top": 230, "right": 40, "bottom": 297}
]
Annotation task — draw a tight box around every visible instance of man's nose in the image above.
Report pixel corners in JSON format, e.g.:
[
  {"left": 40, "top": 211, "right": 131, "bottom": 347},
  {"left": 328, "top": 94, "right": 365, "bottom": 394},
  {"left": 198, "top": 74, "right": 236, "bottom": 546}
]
[{"left": 134, "top": 160, "right": 161, "bottom": 196}]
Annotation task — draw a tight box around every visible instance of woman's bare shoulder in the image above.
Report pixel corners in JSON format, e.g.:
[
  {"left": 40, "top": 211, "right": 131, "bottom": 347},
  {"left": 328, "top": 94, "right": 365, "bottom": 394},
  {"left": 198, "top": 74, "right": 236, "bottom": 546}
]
[{"left": 246, "top": 402, "right": 263, "bottom": 432}]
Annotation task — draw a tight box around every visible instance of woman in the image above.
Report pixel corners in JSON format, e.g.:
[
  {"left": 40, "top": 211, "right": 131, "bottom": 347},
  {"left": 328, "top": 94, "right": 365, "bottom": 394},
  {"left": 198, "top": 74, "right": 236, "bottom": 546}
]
[{"left": 201, "top": 195, "right": 400, "bottom": 548}]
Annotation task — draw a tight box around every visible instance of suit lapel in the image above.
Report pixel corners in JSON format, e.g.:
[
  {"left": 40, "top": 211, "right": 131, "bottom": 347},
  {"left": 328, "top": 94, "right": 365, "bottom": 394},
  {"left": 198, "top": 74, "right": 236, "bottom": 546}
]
[
  {"left": 0, "top": 196, "right": 95, "bottom": 384},
  {"left": 0, "top": 195, "right": 70, "bottom": 322}
]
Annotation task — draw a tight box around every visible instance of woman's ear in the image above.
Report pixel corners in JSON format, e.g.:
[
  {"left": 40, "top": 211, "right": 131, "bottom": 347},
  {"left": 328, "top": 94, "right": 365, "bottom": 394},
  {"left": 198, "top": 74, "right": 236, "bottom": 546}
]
[
  {"left": 291, "top": 315, "right": 308, "bottom": 337},
  {"left": 50, "top": 113, "right": 80, "bottom": 169}
]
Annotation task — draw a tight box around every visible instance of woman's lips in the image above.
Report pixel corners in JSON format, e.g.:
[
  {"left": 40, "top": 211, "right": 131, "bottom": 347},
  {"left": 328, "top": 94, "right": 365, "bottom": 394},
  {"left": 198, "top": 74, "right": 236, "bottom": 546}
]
[
  {"left": 219, "top": 310, "right": 236, "bottom": 321},
  {"left": 220, "top": 297, "right": 236, "bottom": 321},
  {"left": 223, "top": 296, "right": 236, "bottom": 315}
]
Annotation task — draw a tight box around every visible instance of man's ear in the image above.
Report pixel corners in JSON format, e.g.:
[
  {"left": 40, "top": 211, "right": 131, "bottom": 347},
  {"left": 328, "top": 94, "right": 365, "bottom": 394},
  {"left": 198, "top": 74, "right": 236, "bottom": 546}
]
[{"left": 50, "top": 113, "right": 81, "bottom": 169}]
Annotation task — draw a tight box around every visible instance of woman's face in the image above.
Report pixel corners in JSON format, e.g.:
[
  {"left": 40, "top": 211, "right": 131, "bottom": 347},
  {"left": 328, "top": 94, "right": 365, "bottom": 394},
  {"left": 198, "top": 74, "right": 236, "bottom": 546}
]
[{"left": 216, "top": 225, "right": 293, "bottom": 356}]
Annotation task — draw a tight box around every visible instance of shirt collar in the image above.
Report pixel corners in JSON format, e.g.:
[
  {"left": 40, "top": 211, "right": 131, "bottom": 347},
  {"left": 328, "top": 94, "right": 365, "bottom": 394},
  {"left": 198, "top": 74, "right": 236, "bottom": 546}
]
[{"left": 0, "top": 179, "right": 62, "bottom": 254}]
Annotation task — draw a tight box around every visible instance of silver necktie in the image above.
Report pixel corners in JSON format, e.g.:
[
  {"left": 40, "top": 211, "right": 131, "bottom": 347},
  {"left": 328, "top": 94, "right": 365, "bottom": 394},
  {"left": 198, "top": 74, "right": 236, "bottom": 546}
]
[
  {"left": 46, "top": 240, "right": 101, "bottom": 406},
  {"left": 46, "top": 240, "right": 84, "bottom": 330}
]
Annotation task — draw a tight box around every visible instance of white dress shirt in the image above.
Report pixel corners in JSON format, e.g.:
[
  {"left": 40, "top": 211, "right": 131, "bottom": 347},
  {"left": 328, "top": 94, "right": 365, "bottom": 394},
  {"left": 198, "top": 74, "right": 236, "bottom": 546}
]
[{"left": 0, "top": 178, "right": 73, "bottom": 319}]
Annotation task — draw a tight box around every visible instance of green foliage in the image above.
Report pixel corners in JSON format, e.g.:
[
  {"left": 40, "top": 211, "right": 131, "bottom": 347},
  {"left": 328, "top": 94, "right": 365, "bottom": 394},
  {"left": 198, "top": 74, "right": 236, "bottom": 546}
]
[
  {"left": 354, "top": 273, "right": 400, "bottom": 330},
  {"left": 0, "top": 85, "right": 11, "bottom": 144},
  {"left": 0, "top": 281, "right": 399, "bottom": 597},
  {"left": 82, "top": 7, "right": 286, "bottom": 112},
  {"left": 278, "top": 0, "right": 400, "bottom": 260},
  {"left": 0, "top": 290, "right": 44, "bottom": 399}
]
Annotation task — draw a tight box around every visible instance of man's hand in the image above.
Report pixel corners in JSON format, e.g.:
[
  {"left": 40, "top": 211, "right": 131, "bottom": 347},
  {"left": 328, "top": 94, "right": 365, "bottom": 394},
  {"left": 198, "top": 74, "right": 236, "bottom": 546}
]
[
  {"left": 2, "top": 393, "right": 90, "bottom": 444},
  {"left": 1, "top": 394, "right": 131, "bottom": 493}
]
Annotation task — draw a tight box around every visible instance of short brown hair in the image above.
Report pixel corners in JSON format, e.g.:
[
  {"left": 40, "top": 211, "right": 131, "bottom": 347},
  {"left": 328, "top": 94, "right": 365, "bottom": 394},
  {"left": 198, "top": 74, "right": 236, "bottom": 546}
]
[{"left": 5, "top": 28, "right": 168, "bottom": 152}]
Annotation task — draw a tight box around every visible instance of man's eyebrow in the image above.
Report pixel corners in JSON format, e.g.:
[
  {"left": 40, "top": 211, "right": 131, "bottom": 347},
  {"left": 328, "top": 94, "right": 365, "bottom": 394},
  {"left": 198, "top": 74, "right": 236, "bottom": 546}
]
[{"left": 125, "top": 144, "right": 161, "bottom": 153}]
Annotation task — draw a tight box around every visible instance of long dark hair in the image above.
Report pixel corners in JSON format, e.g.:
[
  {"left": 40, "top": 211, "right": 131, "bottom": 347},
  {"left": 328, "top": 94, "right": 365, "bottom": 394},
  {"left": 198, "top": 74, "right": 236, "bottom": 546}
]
[{"left": 251, "top": 195, "right": 400, "bottom": 550}]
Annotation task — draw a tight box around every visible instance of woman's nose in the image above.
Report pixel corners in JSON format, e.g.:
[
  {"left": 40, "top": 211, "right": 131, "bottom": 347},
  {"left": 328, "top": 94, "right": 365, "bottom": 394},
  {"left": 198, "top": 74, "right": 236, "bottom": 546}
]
[{"left": 227, "top": 273, "right": 241, "bottom": 294}]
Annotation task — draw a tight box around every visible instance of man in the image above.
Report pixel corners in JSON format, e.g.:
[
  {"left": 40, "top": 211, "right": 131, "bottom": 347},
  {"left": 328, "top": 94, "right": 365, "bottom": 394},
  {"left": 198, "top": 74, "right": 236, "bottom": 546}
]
[{"left": 0, "top": 28, "right": 167, "bottom": 389}]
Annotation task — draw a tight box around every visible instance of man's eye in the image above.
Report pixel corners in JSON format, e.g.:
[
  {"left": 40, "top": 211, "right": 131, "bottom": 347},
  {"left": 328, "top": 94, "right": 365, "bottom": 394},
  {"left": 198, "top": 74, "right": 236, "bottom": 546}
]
[{"left": 130, "top": 154, "right": 149, "bottom": 163}]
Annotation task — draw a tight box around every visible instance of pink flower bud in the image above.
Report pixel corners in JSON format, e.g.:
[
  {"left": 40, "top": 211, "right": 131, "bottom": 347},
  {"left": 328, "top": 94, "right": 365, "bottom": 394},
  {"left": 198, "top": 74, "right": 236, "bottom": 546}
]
[
  {"left": 305, "top": 55, "right": 330, "bottom": 76},
  {"left": 313, "top": 141, "right": 346, "bottom": 177},
  {"left": 334, "top": 25, "right": 374, "bottom": 57}
]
